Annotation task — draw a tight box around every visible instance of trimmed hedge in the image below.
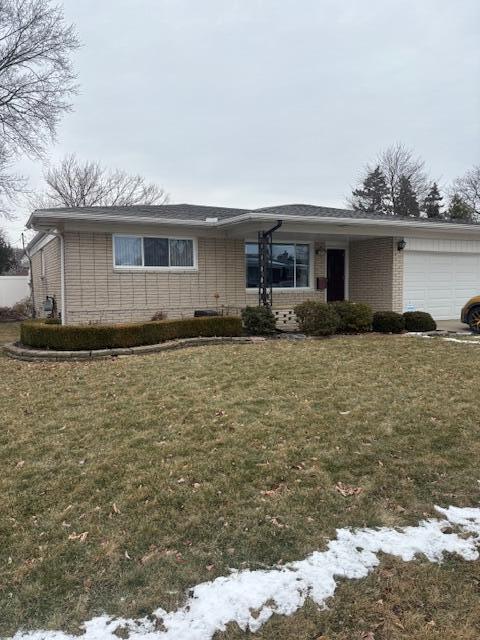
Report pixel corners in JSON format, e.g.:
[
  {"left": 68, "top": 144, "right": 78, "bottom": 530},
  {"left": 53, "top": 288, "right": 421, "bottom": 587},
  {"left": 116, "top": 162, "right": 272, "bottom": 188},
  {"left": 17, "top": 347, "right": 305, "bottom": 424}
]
[
  {"left": 20, "top": 316, "right": 243, "bottom": 351},
  {"left": 329, "top": 301, "right": 373, "bottom": 333},
  {"left": 403, "top": 311, "right": 436, "bottom": 332},
  {"left": 372, "top": 311, "right": 405, "bottom": 334},
  {"left": 241, "top": 306, "right": 277, "bottom": 335},
  {"left": 294, "top": 301, "right": 339, "bottom": 336}
]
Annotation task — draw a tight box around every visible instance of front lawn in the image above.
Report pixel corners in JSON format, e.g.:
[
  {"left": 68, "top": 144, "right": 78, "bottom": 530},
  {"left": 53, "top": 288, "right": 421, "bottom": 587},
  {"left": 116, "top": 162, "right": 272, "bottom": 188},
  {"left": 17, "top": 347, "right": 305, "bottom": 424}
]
[
  {"left": 1, "top": 336, "right": 480, "bottom": 639},
  {"left": 0, "top": 321, "right": 20, "bottom": 345}
]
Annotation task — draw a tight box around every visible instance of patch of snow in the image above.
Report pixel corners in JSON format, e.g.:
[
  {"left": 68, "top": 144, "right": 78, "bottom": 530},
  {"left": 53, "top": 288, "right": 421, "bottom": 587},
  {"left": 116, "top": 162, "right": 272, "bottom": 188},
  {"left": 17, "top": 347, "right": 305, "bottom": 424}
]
[
  {"left": 441, "top": 337, "right": 480, "bottom": 345},
  {"left": 406, "top": 333, "right": 480, "bottom": 345},
  {"left": 8, "top": 505, "right": 480, "bottom": 640}
]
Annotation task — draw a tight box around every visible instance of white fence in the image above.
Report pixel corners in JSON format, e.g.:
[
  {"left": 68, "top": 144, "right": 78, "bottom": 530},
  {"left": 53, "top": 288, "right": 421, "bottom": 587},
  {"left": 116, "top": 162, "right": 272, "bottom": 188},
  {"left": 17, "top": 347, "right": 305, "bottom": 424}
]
[{"left": 0, "top": 276, "right": 30, "bottom": 307}]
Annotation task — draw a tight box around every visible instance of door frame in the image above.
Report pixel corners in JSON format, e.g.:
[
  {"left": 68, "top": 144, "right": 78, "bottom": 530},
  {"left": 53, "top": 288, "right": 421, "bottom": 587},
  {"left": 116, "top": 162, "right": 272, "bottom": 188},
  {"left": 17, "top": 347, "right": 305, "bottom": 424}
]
[{"left": 325, "top": 242, "right": 349, "bottom": 301}]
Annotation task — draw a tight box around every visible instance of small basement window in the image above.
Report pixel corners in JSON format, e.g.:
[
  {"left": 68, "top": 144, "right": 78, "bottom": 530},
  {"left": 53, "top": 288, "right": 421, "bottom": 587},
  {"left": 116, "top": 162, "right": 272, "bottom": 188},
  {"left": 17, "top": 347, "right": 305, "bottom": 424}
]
[{"left": 113, "top": 235, "right": 195, "bottom": 269}]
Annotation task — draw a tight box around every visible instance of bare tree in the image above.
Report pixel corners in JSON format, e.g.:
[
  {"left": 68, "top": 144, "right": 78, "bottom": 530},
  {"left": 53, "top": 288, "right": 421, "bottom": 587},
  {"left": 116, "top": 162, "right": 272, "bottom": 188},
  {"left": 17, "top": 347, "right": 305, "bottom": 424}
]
[
  {"left": 377, "top": 143, "right": 429, "bottom": 215},
  {"left": 349, "top": 143, "right": 430, "bottom": 216},
  {"left": 34, "top": 154, "right": 170, "bottom": 207},
  {"left": 452, "top": 165, "right": 480, "bottom": 216},
  {"left": 0, "top": 142, "right": 26, "bottom": 217},
  {"left": 0, "top": 0, "right": 79, "bottom": 215}
]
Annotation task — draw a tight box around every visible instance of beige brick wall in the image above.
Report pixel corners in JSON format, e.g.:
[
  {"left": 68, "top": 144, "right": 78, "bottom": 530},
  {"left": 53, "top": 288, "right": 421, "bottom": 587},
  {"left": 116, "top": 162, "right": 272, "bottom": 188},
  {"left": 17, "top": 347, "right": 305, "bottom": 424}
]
[
  {"left": 349, "top": 237, "right": 403, "bottom": 312},
  {"left": 31, "top": 237, "right": 62, "bottom": 318},
  {"left": 63, "top": 232, "right": 326, "bottom": 324}
]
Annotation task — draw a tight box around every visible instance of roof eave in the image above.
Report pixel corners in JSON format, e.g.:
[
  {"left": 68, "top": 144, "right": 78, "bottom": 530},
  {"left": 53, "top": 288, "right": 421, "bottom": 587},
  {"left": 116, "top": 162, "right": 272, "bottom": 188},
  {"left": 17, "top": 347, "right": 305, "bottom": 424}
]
[
  {"left": 28, "top": 210, "right": 218, "bottom": 228},
  {"left": 217, "top": 212, "right": 480, "bottom": 233},
  {"left": 25, "top": 231, "right": 47, "bottom": 253},
  {"left": 27, "top": 209, "right": 480, "bottom": 235}
]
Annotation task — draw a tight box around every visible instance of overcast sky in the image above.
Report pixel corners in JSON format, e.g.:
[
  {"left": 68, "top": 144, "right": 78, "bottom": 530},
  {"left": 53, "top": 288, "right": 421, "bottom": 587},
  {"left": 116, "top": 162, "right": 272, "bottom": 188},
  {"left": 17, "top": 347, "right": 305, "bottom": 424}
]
[{"left": 5, "top": 0, "right": 480, "bottom": 245}]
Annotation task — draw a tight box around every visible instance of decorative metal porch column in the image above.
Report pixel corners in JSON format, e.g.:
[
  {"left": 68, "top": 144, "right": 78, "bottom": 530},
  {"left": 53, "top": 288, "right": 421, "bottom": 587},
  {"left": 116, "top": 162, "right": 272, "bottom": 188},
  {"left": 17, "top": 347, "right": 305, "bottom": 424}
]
[{"left": 258, "top": 220, "right": 282, "bottom": 307}]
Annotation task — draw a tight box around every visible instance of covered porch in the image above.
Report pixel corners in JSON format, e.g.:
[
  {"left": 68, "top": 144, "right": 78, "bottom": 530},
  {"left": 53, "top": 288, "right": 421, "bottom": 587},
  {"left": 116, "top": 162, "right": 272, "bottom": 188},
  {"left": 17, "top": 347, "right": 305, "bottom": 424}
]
[{"left": 225, "top": 216, "right": 405, "bottom": 315}]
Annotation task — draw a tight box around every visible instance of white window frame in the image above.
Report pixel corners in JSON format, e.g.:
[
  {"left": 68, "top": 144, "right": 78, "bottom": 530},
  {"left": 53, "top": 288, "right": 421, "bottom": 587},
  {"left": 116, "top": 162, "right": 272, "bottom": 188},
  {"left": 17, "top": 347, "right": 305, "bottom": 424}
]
[
  {"left": 112, "top": 234, "right": 198, "bottom": 272},
  {"left": 245, "top": 240, "right": 315, "bottom": 292}
]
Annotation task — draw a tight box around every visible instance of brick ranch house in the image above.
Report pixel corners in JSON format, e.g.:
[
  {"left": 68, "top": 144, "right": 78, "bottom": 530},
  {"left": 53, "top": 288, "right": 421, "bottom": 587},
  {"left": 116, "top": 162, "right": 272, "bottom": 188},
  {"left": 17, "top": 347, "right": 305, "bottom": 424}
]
[{"left": 25, "top": 203, "right": 480, "bottom": 325}]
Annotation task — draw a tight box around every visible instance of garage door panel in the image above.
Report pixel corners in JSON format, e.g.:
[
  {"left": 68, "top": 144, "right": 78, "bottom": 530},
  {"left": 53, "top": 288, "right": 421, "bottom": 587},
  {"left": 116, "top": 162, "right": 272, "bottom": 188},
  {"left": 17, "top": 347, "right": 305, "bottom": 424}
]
[{"left": 404, "top": 251, "right": 480, "bottom": 320}]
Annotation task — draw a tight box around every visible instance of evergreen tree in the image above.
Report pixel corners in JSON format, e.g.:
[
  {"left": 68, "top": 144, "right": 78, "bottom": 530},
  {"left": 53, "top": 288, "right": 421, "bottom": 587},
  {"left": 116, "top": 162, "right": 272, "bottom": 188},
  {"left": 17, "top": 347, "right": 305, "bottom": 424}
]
[
  {"left": 447, "top": 193, "right": 475, "bottom": 223},
  {"left": 351, "top": 166, "right": 389, "bottom": 214},
  {"left": 0, "top": 231, "right": 14, "bottom": 275},
  {"left": 396, "top": 175, "right": 420, "bottom": 217},
  {"left": 423, "top": 182, "right": 443, "bottom": 218}
]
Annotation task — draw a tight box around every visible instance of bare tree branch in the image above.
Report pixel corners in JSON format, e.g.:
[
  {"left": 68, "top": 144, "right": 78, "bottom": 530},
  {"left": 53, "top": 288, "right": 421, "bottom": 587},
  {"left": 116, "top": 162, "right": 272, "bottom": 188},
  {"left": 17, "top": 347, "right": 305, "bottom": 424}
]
[
  {"left": 32, "top": 154, "right": 170, "bottom": 208},
  {"left": 0, "top": 0, "right": 79, "bottom": 216},
  {"left": 376, "top": 142, "right": 429, "bottom": 215},
  {"left": 0, "top": 141, "right": 26, "bottom": 218},
  {"left": 452, "top": 165, "right": 480, "bottom": 216}
]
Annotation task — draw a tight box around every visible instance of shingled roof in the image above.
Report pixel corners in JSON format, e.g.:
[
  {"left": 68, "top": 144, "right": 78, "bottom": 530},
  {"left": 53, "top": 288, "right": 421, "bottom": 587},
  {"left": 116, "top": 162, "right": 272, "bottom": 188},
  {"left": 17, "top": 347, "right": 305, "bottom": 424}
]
[
  {"left": 29, "top": 202, "right": 476, "bottom": 225},
  {"left": 32, "top": 204, "right": 251, "bottom": 221},
  {"left": 27, "top": 204, "right": 480, "bottom": 231}
]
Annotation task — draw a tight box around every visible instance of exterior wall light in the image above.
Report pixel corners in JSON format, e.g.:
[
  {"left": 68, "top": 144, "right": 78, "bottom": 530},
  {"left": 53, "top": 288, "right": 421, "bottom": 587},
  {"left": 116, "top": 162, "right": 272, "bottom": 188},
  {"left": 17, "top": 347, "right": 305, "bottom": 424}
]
[{"left": 397, "top": 239, "right": 407, "bottom": 251}]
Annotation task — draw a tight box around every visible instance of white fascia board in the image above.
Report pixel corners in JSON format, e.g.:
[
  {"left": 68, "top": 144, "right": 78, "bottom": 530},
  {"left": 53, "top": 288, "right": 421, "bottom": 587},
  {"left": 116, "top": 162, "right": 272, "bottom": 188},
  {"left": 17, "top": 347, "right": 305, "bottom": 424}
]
[
  {"left": 27, "top": 209, "right": 480, "bottom": 238},
  {"left": 28, "top": 210, "right": 217, "bottom": 228},
  {"left": 27, "top": 232, "right": 57, "bottom": 256},
  {"left": 216, "top": 212, "right": 480, "bottom": 235}
]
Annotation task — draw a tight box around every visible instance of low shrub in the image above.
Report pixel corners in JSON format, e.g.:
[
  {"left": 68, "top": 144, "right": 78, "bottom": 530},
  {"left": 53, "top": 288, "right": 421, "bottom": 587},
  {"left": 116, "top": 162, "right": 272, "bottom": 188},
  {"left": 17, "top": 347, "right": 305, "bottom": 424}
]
[
  {"left": 329, "top": 301, "right": 373, "bottom": 333},
  {"left": 0, "top": 306, "right": 27, "bottom": 322},
  {"left": 294, "top": 300, "right": 339, "bottom": 336},
  {"left": 20, "top": 316, "right": 243, "bottom": 351},
  {"left": 151, "top": 310, "right": 167, "bottom": 321},
  {"left": 372, "top": 311, "right": 405, "bottom": 333},
  {"left": 12, "top": 297, "right": 33, "bottom": 318},
  {"left": 403, "top": 311, "right": 436, "bottom": 332},
  {"left": 241, "top": 306, "right": 277, "bottom": 335}
]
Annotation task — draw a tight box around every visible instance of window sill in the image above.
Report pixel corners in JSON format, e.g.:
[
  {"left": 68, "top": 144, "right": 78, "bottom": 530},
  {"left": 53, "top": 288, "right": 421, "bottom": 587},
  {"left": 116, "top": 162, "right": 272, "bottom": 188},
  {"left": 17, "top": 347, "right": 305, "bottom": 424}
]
[
  {"left": 246, "top": 287, "right": 314, "bottom": 293},
  {"left": 114, "top": 267, "right": 198, "bottom": 273}
]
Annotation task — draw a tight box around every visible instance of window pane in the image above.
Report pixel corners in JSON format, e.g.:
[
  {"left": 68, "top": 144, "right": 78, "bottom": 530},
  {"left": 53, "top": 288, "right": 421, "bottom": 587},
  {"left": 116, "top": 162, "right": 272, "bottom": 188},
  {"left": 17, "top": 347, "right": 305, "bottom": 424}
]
[
  {"left": 144, "top": 237, "right": 168, "bottom": 266},
  {"left": 272, "top": 244, "right": 294, "bottom": 288},
  {"left": 245, "top": 242, "right": 259, "bottom": 288},
  {"left": 295, "top": 244, "right": 309, "bottom": 287},
  {"left": 114, "top": 236, "right": 142, "bottom": 266},
  {"left": 170, "top": 239, "right": 194, "bottom": 267}
]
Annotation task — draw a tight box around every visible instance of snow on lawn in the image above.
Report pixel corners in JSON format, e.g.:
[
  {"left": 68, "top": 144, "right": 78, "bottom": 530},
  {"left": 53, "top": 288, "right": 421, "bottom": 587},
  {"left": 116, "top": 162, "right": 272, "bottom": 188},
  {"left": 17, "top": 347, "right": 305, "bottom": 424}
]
[
  {"left": 407, "top": 333, "right": 480, "bottom": 345},
  {"left": 10, "top": 505, "right": 480, "bottom": 640}
]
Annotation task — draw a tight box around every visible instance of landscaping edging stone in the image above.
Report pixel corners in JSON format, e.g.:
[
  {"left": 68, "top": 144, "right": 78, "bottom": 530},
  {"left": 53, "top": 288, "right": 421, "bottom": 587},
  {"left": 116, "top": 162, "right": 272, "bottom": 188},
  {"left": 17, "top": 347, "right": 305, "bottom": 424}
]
[{"left": 3, "top": 336, "right": 262, "bottom": 362}]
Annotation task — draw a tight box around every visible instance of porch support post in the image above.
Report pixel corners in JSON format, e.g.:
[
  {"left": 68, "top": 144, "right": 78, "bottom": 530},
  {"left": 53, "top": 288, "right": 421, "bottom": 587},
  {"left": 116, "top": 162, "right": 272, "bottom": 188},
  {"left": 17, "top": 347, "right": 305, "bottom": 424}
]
[{"left": 258, "top": 220, "right": 283, "bottom": 307}]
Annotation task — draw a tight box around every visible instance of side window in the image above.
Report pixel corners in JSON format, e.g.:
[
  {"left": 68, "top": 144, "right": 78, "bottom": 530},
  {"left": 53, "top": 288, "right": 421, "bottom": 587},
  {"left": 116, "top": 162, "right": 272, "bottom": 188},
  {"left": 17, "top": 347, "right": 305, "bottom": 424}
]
[{"left": 114, "top": 236, "right": 142, "bottom": 266}]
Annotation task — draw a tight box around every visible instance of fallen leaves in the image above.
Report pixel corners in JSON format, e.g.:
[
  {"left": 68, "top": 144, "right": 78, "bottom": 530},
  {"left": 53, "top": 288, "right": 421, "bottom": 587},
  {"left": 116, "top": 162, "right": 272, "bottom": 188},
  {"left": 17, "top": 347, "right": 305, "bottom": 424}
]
[
  {"left": 140, "top": 546, "right": 162, "bottom": 565},
  {"left": 335, "top": 482, "right": 363, "bottom": 497},
  {"left": 68, "top": 531, "right": 88, "bottom": 542},
  {"left": 260, "top": 484, "right": 286, "bottom": 499}
]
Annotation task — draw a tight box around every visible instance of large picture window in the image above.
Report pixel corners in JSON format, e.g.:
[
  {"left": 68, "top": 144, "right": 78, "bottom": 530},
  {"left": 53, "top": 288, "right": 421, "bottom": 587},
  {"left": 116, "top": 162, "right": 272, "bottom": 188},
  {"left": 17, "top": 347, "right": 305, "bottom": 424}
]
[
  {"left": 114, "top": 235, "right": 195, "bottom": 269},
  {"left": 245, "top": 242, "right": 310, "bottom": 289}
]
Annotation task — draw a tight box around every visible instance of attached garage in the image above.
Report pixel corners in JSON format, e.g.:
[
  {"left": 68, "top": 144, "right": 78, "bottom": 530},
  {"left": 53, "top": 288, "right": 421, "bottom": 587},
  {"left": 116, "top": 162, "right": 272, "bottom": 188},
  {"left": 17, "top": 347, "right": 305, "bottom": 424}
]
[{"left": 403, "top": 238, "right": 480, "bottom": 320}]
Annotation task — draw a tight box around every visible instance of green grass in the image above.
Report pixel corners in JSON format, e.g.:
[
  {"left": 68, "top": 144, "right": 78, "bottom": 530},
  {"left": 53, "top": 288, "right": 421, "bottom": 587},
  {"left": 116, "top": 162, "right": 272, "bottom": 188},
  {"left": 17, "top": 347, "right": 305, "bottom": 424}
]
[{"left": 1, "top": 335, "right": 480, "bottom": 638}]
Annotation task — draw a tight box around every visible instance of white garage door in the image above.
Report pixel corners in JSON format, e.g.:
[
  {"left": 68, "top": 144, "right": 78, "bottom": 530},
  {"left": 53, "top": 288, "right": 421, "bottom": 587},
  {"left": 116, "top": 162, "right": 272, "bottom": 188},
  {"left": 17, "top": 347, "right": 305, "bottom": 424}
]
[{"left": 404, "top": 250, "right": 480, "bottom": 320}]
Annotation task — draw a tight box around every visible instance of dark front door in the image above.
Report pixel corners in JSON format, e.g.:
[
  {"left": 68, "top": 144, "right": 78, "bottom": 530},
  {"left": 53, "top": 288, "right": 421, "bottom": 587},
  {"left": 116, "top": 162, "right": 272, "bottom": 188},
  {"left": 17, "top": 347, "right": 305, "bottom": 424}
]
[{"left": 327, "top": 249, "right": 345, "bottom": 302}]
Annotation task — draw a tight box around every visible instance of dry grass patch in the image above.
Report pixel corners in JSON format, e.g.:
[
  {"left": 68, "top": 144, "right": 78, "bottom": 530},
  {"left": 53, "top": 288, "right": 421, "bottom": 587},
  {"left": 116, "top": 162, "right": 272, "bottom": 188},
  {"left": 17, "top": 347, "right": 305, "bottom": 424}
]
[
  {"left": 0, "top": 321, "right": 20, "bottom": 345},
  {"left": 1, "top": 335, "right": 480, "bottom": 638}
]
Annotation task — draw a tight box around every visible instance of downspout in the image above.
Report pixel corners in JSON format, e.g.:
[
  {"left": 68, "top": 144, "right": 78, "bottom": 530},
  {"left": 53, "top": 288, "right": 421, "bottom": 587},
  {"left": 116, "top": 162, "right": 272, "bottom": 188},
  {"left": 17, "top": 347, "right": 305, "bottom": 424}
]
[{"left": 49, "top": 231, "right": 66, "bottom": 325}]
